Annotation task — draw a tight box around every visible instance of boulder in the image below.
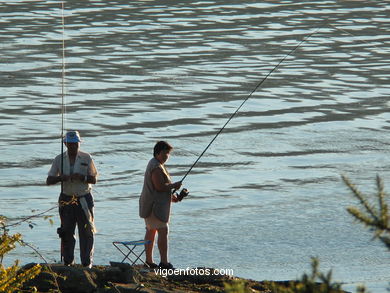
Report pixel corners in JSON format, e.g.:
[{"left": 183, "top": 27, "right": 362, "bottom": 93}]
[{"left": 21, "top": 263, "right": 139, "bottom": 293}]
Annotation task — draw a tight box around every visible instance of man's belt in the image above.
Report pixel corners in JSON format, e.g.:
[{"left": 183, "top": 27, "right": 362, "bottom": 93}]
[{"left": 59, "top": 193, "right": 79, "bottom": 206}]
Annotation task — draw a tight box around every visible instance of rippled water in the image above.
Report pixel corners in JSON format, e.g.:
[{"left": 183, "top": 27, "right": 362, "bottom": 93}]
[{"left": 1, "top": 0, "right": 390, "bottom": 291}]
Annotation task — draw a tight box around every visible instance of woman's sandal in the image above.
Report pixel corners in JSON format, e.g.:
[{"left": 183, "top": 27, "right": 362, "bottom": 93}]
[
  {"left": 158, "top": 262, "right": 174, "bottom": 269},
  {"left": 145, "top": 261, "right": 159, "bottom": 268}
]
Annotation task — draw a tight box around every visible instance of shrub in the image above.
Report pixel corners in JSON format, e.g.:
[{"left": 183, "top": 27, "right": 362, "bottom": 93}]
[
  {"left": 342, "top": 175, "right": 390, "bottom": 250},
  {"left": 0, "top": 216, "right": 41, "bottom": 293}
]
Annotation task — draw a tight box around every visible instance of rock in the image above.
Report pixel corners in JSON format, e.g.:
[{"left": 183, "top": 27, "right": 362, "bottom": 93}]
[
  {"left": 109, "top": 261, "right": 141, "bottom": 283},
  {"left": 20, "top": 263, "right": 349, "bottom": 293},
  {"left": 21, "top": 263, "right": 148, "bottom": 293},
  {"left": 23, "top": 264, "right": 97, "bottom": 293}
]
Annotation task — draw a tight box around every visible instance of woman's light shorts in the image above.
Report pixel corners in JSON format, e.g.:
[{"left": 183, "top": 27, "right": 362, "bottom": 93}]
[{"left": 145, "top": 212, "right": 168, "bottom": 230}]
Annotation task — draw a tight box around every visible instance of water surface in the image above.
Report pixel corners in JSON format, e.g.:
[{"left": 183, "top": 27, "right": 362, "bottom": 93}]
[{"left": 1, "top": 1, "right": 389, "bottom": 292}]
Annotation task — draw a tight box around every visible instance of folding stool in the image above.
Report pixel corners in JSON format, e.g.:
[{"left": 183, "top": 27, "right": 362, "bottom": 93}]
[{"left": 112, "top": 240, "right": 151, "bottom": 265}]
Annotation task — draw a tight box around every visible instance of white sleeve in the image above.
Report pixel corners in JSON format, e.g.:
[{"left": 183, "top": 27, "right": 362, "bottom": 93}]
[{"left": 47, "top": 155, "right": 60, "bottom": 177}]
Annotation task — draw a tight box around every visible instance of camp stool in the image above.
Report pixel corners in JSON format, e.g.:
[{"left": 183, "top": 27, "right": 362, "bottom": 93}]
[{"left": 112, "top": 240, "right": 150, "bottom": 266}]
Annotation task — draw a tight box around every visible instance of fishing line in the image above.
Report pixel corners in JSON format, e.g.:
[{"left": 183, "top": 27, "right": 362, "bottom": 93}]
[
  {"left": 180, "top": 27, "right": 321, "bottom": 183},
  {"left": 327, "top": 23, "right": 387, "bottom": 52}
]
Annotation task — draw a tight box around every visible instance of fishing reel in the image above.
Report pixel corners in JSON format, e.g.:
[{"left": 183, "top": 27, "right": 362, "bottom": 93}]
[
  {"left": 174, "top": 188, "right": 189, "bottom": 202},
  {"left": 57, "top": 226, "right": 65, "bottom": 239}
]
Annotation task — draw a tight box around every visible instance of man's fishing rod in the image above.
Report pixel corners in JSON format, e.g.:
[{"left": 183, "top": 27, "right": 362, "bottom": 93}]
[
  {"left": 60, "top": 0, "right": 66, "bottom": 263},
  {"left": 60, "top": 0, "right": 66, "bottom": 193},
  {"left": 180, "top": 28, "right": 321, "bottom": 184}
]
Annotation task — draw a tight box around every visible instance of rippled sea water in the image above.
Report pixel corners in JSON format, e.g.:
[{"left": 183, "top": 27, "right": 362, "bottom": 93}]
[{"left": 1, "top": 0, "right": 390, "bottom": 291}]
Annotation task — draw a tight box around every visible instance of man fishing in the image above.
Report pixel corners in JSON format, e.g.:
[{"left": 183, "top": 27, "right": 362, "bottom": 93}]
[{"left": 46, "top": 130, "right": 98, "bottom": 268}]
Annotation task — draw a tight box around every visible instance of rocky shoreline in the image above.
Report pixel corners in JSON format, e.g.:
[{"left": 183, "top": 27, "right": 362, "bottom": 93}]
[
  {"left": 21, "top": 262, "right": 349, "bottom": 293},
  {"left": 20, "top": 262, "right": 273, "bottom": 293}
]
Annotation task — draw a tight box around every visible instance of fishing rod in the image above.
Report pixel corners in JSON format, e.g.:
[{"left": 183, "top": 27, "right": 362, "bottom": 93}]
[
  {"left": 60, "top": 0, "right": 66, "bottom": 191},
  {"left": 60, "top": 0, "right": 66, "bottom": 263},
  {"left": 179, "top": 28, "right": 321, "bottom": 184}
]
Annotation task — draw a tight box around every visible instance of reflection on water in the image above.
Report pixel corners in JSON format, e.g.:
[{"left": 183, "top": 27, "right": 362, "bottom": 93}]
[{"left": 1, "top": 0, "right": 390, "bottom": 291}]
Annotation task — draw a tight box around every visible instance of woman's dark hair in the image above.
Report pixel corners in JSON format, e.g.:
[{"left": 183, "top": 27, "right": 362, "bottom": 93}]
[{"left": 153, "top": 141, "right": 173, "bottom": 157}]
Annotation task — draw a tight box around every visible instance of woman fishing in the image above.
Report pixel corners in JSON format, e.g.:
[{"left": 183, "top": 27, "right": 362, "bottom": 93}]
[{"left": 139, "top": 141, "right": 182, "bottom": 269}]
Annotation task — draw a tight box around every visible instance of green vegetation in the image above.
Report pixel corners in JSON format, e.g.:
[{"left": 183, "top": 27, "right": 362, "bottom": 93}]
[
  {"left": 224, "top": 279, "right": 248, "bottom": 293},
  {"left": 0, "top": 216, "right": 41, "bottom": 293},
  {"left": 342, "top": 175, "right": 390, "bottom": 250}
]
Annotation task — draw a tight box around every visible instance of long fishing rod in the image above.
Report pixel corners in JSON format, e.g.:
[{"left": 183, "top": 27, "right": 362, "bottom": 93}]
[
  {"left": 180, "top": 28, "right": 321, "bottom": 183},
  {"left": 60, "top": 0, "right": 66, "bottom": 263},
  {"left": 60, "top": 0, "right": 66, "bottom": 192}
]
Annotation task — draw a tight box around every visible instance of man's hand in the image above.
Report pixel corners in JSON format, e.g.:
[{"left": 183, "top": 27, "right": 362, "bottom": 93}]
[
  {"left": 46, "top": 174, "right": 70, "bottom": 185},
  {"left": 70, "top": 173, "right": 85, "bottom": 182},
  {"left": 60, "top": 174, "right": 71, "bottom": 182}
]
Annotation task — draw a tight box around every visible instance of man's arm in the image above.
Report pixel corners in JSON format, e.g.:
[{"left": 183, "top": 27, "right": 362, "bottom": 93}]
[
  {"left": 47, "top": 174, "right": 96, "bottom": 185},
  {"left": 46, "top": 175, "right": 62, "bottom": 185},
  {"left": 86, "top": 175, "right": 97, "bottom": 184}
]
